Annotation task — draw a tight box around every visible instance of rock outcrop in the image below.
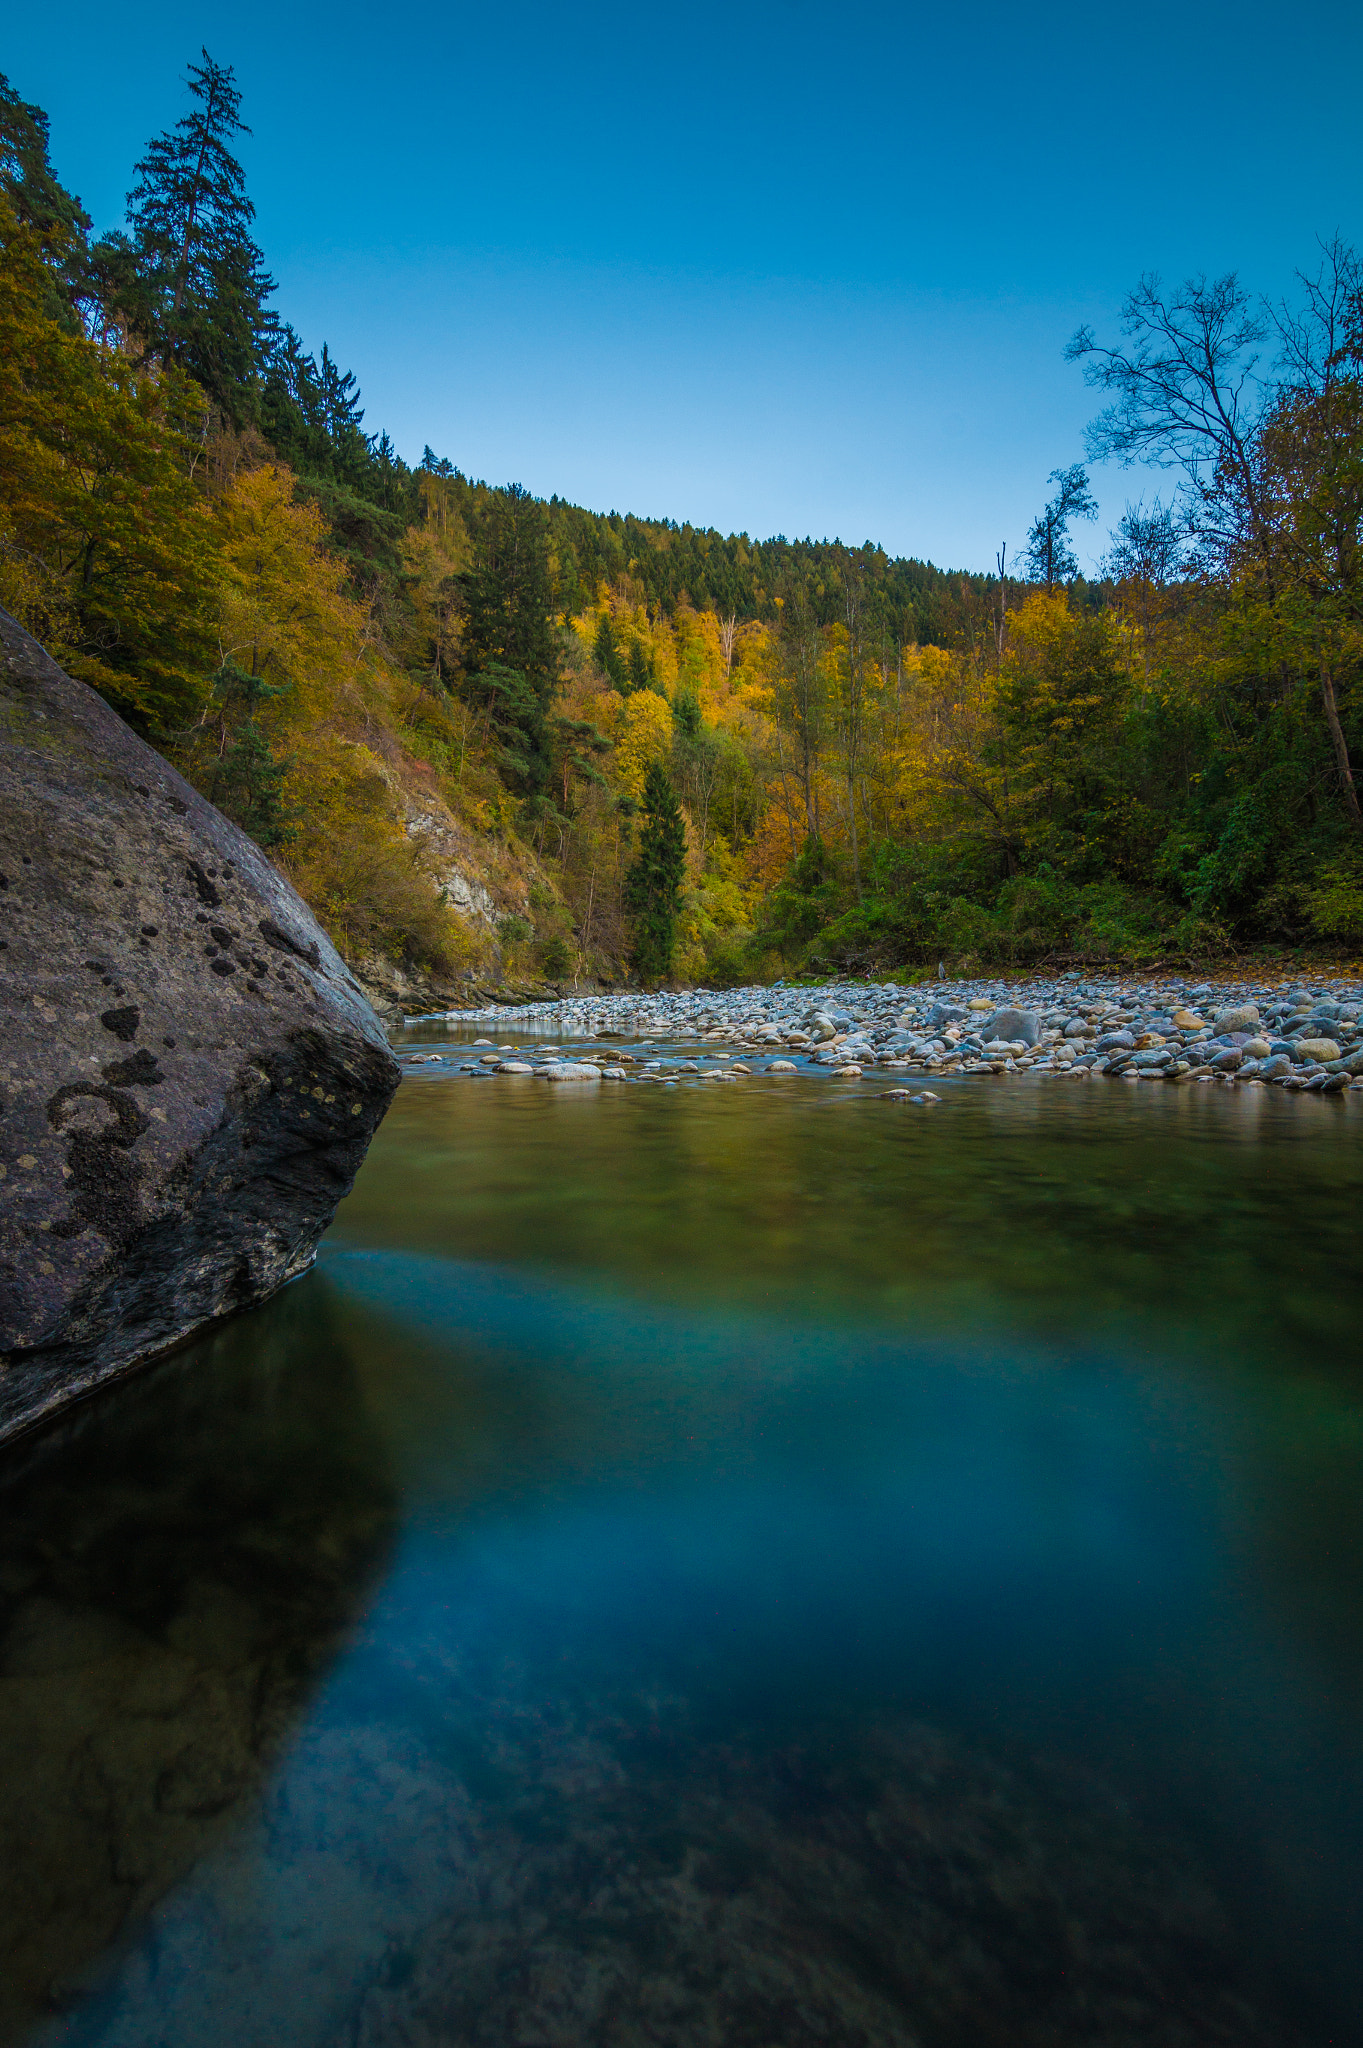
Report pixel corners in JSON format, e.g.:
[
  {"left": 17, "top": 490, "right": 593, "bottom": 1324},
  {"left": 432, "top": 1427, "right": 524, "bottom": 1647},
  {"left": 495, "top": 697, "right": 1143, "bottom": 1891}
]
[{"left": 0, "top": 610, "right": 400, "bottom": 1443}]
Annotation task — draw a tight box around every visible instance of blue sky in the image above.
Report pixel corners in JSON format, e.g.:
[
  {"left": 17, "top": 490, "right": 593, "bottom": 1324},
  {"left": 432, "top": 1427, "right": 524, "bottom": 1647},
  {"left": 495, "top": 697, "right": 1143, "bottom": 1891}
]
[{"left": 8, "top": 1, "right": 1361, "bottom": 571}]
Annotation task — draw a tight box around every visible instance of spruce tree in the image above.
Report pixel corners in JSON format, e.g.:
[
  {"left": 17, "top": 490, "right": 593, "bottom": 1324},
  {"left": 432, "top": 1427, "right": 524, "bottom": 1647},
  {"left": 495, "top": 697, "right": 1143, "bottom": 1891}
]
[
  {"left": 459, "top": 485, "right": 560, "bottom": 791},
  {"left": 0, "top": 70, "right": 91, "bottom": 321},
  {"left": 626, "top": 638, "right": 654, "bottom": 693},
  {"left": 207, "top": 661, "right": 296, "bottom": 847},
  {"left": 593, "top": 611, "right": 626, "bottom": 688},
  {"left": 99, "top": 50, "right": 275, "bottom": 422},
  {"left": 625, "top": 760, "right": 687, "bottom": 983}
]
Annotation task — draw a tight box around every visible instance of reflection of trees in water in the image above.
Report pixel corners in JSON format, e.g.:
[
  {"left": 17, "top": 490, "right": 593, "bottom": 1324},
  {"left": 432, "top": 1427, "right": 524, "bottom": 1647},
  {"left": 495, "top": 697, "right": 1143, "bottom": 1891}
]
[{"left": 0, "top": 1287, "right": 397, "bottom": 2043}]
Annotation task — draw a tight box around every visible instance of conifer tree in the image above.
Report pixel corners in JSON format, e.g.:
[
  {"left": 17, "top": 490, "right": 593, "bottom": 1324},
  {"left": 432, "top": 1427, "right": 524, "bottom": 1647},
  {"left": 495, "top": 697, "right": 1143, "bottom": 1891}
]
[
  {"left": 98, "top": 50, "right": 274, "bottom": 422},
  {"left": 593, "top": 610, "right": 626, "bottom": 688},
  {"left": 459, "top": 485, "right": 559, "bottom": 790},
  {"left": 625, "top": 759, "right": 687, "bottom": 982},
  {"left": 0, "top": 70, "right": 90, "bottom": 320},
  {"left": 626, "top": 638, "right": 654, "bottom": 693},
  {"left": 206, "top": 660, "right": 296, "bottom": 847}
]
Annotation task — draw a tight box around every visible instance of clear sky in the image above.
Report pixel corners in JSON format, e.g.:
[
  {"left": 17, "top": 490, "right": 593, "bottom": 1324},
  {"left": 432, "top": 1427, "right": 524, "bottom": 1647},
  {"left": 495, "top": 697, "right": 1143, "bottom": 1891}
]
[{"left": 7, "top": 2, "right": 1361, "bottom": 572}]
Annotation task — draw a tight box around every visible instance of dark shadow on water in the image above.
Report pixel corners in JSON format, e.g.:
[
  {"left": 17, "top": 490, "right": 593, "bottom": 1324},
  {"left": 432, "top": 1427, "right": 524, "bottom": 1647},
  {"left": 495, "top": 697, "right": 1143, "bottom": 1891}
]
[{"left": 0, "top": 1288, "right": 398, "bottom": 2044}]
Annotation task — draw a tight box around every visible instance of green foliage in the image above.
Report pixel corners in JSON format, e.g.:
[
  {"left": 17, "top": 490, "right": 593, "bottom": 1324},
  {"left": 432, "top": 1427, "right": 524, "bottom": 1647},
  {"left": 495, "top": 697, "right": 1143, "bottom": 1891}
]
[
  {"left": 626, "top": 639, "right": 655, "bottom": 692},
  {"left": 625, "top": 760, "right": 686, "bottom": 982},
  {"left": 205, "top": 660, "right": 296, "bottom": 846},
  {"left": 538, "top": 932, "right": 573, "bottom": 980},
  {"left": 95, "top": 51, "right": 275, "bottom": 424},
  {"left": 0, "top": 204, "right": 219, "bottom": 728},
  {"left": 0, "top": 70, "right": 90, "bottom": 321},
  {"left": 459, "top": 486, "right": 559, "bottom": 792}
]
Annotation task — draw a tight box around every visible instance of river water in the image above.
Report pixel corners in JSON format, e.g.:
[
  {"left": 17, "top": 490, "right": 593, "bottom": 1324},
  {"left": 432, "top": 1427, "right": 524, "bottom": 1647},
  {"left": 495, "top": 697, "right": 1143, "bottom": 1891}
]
[{"left": 2, "top": 1026, "right": 1361, "bottom": 2047}]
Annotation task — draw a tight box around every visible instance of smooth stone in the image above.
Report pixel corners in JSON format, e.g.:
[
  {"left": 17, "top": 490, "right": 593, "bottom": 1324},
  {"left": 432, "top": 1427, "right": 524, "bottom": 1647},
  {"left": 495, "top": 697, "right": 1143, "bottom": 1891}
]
[
  {"left": 1320, "top": 1072, "right": 1351, "bottom": 1093},
  {"left": 832, "top": 1065, "right": 863, "bottom": 1077},
  {"left": 768, "top": 1061, "right": 797, "bottom": 1073},
  {"left": 1213, "top": 1004, "right": 1259, "bottom": 1034},
  {"left": 495, "top": 1061, "right": 534, "bottom": 1074},
  {"left": 1295, "top": 1039, "right": 1341, "bottom": 1063},
  {"left": 980, "top": 1008, "right": 1041, "bottom": 1047},
  {"left": 0, "top": 610, "right": 398, "bottom": 1444}
]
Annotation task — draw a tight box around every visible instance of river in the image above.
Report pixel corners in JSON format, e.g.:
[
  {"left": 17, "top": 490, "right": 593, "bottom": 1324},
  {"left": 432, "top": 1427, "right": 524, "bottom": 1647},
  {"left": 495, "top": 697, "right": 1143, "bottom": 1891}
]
[{"left": 2, "top": 1022, "right": 1361, "bottom": 2046}]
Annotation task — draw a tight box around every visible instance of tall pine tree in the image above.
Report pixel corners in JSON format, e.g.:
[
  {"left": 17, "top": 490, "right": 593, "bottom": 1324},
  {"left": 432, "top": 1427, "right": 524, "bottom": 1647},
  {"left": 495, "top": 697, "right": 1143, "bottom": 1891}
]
[
  {"left": 98, "top": 50, "right": 274, "bottom": 422},
  {"left": 0, "top": 70, "right": 91, "bottom": 323},
  {"left": 625, "top": 760, "right": 687, "bottom": 983},
  {"left": 459, "top": 484, "right": 560, "bottom": 791}
]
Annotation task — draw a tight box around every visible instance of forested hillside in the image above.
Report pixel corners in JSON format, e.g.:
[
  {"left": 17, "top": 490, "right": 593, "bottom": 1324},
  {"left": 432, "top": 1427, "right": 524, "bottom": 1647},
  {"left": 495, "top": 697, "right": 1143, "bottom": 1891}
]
[{"left": 3, "top": 53, "right": 1361, "bottom": 995}]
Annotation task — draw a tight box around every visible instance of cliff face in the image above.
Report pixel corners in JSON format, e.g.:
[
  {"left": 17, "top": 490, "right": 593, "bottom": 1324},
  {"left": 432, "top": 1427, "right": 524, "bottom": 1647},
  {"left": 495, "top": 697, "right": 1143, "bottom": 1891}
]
[{"left": 0, "top": 611, "right": 400, "bottom": 1443}]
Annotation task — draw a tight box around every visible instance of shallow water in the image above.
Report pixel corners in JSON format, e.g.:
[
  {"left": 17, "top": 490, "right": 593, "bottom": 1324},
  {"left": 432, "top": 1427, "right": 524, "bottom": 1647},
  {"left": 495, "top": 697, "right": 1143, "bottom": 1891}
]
[{"left": 2, "top": 1034, "right": 1362, "bottom": 2046}]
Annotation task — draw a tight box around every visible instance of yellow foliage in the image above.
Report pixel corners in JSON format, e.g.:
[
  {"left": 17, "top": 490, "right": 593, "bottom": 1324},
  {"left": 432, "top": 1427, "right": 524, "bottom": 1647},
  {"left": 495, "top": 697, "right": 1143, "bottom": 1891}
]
[
  {"left": 0, "top": 204, "right": 217, "bottom": 722},
  {"left": 280, "top": 730, "right": 479, "bottom": 976},
  {"left": 612, "top": 689, "right": 673, "bottom": 801},
  {"left": 215, "top": 465, "right": 372, "bottom": 733}
]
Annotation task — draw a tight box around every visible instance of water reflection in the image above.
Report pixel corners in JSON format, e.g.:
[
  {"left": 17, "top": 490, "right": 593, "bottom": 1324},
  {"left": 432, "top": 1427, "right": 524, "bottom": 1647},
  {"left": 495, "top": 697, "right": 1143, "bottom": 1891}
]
[
  {"left": 0, "top": 1290, "right": 396, "bottom": 2042},
  {"left": 3, "top": 1049, "right": 1362, "bottom": 2047}
]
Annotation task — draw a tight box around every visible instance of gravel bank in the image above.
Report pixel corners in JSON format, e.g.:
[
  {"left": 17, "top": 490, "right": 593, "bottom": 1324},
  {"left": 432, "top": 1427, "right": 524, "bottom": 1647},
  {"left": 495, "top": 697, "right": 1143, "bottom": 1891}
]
[{"left": 400, "top": 972, "right": 1363, "bottom": 1098}]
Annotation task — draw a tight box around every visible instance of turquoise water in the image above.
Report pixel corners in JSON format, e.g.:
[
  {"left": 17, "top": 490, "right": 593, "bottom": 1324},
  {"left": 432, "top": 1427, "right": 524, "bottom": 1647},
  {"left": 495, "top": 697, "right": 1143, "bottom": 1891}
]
[{"left": 2, "top": 1033, "right": 1361, "bottom": 2046}]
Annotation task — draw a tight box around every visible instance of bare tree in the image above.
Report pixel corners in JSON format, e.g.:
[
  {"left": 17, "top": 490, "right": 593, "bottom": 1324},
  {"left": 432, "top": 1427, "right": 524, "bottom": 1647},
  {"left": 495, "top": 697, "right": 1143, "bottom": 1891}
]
[
  {"left": 1066, "top": 274, "right": 1269, "bottom": 573},
  {"left": 1070, "top": 258, "right": 1363, "bottom": 825}
]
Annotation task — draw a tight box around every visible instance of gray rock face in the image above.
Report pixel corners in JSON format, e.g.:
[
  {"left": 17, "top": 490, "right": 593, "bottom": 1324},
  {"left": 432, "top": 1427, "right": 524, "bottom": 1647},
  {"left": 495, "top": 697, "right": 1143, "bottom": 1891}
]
[
  {"left": 981, "top": 1007, "right": 1041, "bottom": 1047},
  {"left": 0, "top": 610, "right": 399, "bottom": 1442}
]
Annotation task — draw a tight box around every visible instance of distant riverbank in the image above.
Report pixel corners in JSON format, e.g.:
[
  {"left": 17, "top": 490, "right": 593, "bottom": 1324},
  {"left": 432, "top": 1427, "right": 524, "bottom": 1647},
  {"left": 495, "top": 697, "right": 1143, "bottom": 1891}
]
[{"left": 403, "top": 973, "right": 1363, "bottom": 1098}]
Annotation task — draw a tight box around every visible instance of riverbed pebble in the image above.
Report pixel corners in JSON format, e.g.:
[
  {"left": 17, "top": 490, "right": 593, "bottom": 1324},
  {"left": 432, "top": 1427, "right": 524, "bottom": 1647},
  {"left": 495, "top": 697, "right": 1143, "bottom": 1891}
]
[{"left": 408, "top": 969, "right": 1363, "bottom": 1106}]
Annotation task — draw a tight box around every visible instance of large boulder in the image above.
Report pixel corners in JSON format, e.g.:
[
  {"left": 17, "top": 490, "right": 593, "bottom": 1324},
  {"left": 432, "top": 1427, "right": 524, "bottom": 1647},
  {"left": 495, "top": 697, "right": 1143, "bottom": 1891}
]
[
  {"left": 0, "top": 611, "right": 400, "bottom": 1443},
  {"left": 980, "top": 1007, "right": 1041, "bottom": 1047}
]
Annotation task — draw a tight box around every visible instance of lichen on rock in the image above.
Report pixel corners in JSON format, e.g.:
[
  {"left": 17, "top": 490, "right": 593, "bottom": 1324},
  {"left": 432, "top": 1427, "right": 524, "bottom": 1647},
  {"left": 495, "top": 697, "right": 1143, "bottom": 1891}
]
[{"left": 0, "top": 609, "right": 399, "bottom": 1442}]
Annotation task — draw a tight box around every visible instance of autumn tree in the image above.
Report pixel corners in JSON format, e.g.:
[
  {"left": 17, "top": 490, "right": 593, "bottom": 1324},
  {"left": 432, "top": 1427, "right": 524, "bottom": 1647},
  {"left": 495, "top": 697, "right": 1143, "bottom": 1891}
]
[{"left": 0, "top": 203, "right": 217, "bottom": 725}]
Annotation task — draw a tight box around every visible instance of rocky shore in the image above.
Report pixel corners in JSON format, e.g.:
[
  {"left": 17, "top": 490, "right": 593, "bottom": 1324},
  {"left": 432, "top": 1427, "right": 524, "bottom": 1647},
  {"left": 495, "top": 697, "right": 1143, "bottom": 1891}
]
[{"left": 400, "top": 973, "right": 1363, "bottom": 1098}]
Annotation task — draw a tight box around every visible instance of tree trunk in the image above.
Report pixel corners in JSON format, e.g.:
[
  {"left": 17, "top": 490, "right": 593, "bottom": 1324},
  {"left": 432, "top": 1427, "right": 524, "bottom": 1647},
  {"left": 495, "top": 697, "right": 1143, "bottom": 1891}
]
[{"left": 1320, "top": 663, "right": 1362, "bottom": 825}]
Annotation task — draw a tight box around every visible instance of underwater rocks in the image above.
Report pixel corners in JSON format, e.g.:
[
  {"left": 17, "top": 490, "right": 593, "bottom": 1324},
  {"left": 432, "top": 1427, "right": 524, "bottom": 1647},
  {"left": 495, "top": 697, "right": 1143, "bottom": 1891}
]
[{"left": 0, "top": 610, "right": 399, "bottom": 1442}]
